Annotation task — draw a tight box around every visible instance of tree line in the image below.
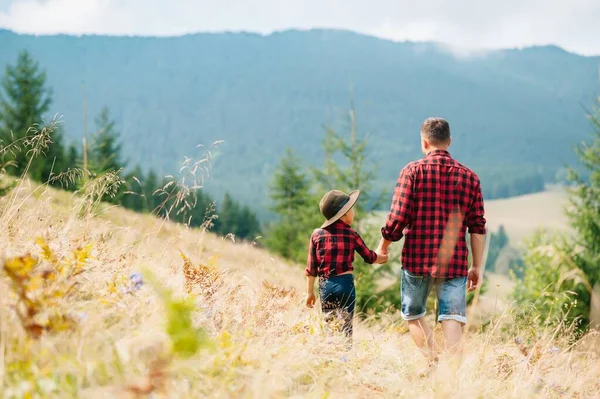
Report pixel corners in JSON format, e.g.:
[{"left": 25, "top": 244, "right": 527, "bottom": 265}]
[{"left": 0, "top": 50, "right": 260, "bottom": 240}]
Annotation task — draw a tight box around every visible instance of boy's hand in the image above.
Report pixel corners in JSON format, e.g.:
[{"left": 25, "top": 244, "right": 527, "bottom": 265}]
[{"left": 305, "top": 292, "right": 316, "bottom": 308}]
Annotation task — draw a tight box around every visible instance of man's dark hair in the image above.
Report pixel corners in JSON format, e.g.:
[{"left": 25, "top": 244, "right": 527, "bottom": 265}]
[{"left": 421, "top": 117, "right": 450, "bottom": 144}]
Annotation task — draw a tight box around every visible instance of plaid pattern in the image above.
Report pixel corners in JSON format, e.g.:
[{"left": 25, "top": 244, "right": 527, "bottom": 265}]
[
  {"left": 381, "top": 150, "right": 486, "bottom": 278},
  {"left": 306, "top": 220, "right": 378, "bottom": 278}
]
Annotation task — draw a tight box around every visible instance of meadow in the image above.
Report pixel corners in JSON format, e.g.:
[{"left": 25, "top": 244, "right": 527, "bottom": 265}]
[{"left": 0, "top": 176, "right": 598, "bottom": 399}]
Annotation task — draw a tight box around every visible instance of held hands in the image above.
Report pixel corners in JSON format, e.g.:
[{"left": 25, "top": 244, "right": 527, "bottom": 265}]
[
  {"left": 375, "top": 239, "right": 390, "bottom": 264},
  {"left": 375, "top": 252, "right": 389, "bottom": 264}
]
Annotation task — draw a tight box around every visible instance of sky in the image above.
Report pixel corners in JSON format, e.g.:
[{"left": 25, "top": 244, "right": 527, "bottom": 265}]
[{"left": 1, "top": 0, "right": 599, "bottom": 56}]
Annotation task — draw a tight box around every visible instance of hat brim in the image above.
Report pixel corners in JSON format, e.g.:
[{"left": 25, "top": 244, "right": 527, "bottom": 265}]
[{"left": 320, "top": 190, "right": 360, "bottom": 229}]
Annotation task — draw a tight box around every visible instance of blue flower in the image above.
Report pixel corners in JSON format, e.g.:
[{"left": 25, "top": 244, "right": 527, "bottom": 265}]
[{"left": 123, "top": 272, "right": 144, "bottom": 293}]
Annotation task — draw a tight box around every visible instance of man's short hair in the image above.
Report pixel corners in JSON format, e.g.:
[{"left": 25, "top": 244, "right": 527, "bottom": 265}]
[{"left": 421, "top": 117, "right": 450, "bottom": 144}]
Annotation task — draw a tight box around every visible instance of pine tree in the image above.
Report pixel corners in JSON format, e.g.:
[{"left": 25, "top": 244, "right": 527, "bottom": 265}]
[
  {"left": 516, "top": 93, "right": 600, "bottom": 331},
  {"left": 564, "top": 95, "right": 600, "bottom": 327},
  {"left": 236, "top": 206, "right": 261, "bottom": 240},
  {"left": 216, "top": 192, "right": 239, "bottom": 237},
  {"left": 144, "top": 169, "right": 160, "bottom": 213},
  {"left": 485, "top": 225, "right": 509, "bottom": 272},
  {"left": 0, "top": 50, "right": 54, "bottom": 179},
  {"left": 122, "top": 165, "right": 147, "bottom": 212},
  {"left": 313, "top": 100, "right": 383, "bottom": 226},
  {"left": 313, "top": 100, "right": 395, "bottom": 314},
  {"left": 66, "top": 143, "right": 80, "bottom": 169},
  {"left": 89, "top": 107, "right": 124, "bottom": 175},
  {"left": 266, "top": 148, "right": 314, "bottom": 261}
]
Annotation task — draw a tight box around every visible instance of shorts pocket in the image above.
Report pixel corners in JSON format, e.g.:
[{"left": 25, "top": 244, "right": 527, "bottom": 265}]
[
  {"left": 401, "top": 269, "right": 424, "bottom": 292},
  {"left": 445, "top": 276, "right": 467, "bottom": 289}
]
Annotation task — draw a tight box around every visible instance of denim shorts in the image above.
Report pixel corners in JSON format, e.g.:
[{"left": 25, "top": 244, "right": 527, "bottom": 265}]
[{"left": 400, "top": 268, "right": 467, "bottom": 324}]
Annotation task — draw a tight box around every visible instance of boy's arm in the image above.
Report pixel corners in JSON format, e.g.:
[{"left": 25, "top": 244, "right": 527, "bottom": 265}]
[
  {"left": 305, "top": 233, "right": 318, "bottom": 278},
  {"left": 305, "top": 233, "right": 317, "bottom": 308},
  {"left": 306, "top": 275, "right": 316, "bottom": 295},
  {"left": 354, "top": 232, "right": 387, "bottom": 264},
  {"left": 305, "top": 275, "right": 316, "bottom": 307},
  {"left": 380, "top": 167, "right": 415, "bottom": 253}
]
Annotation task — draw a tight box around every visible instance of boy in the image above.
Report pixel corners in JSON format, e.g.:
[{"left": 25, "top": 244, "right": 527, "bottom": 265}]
[{"left": 305, "top": 189, "right": 388, "bottom": 338}]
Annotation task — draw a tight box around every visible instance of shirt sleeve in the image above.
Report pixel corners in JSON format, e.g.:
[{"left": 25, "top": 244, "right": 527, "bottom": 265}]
[
  {"left": 305, "top": 232, "right": 318, "bottom": 276},
  {"left": 354, "top": 231, "right": 378, "bottom": 264},
  {"left": 381, "top": 166, "right": 415, "bottom": 242},
  {"left": 466, "top": 178, "right": 486, "bottom": 235}
]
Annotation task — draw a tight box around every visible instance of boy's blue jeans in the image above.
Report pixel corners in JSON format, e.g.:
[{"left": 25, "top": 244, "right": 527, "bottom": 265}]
[{"left": 319, "top": 274, "right": 356, "bottom": 338}]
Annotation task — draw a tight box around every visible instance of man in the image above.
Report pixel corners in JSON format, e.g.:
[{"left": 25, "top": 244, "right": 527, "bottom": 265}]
[{"left": 377, "top": 117, "right": 486, "bottom": 362}]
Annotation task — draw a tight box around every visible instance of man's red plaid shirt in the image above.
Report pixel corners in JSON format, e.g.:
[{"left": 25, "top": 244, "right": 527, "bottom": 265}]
[
  {"left": 305, "top": 220, "right": 378, "bottom": 278},
  {"left": 381, "top": 150, "right": 486, "bottom": 278}
]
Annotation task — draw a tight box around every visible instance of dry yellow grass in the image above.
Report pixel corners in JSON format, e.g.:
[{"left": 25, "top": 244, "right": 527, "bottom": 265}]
[{"left": 1, "top": 181, "right": 599, "bottom": 399}]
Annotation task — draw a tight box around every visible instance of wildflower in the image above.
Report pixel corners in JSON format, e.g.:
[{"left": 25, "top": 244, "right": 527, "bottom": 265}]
[
  {"left": 130, "top": 272, "right": 144, "bottom": 290},
  {"left": 73, "top": 312, "right": 88, "bottom": 322},
  {"left": 119, "top": 272, "right": 144, "bottom": 294}
]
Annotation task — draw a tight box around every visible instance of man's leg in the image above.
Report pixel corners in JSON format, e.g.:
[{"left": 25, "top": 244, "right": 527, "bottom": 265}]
[
  {"left": 408, "top": 317, "right": 437, "bottom": 360},
  {"left": 400, "top": 269, "right": 435, "bottom": 360},
  {"left": 441, "top": 320, "right": 463, "bottom": 353},
  {"left": 436, "top": 277, "right": 468, "bottom": 355}
]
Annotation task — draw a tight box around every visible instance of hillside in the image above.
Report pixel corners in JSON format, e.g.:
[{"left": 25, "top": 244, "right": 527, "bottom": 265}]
[
  {"left": 1, "top": 29, "right": 599, "bottom": 212},
  {"left": 484, "top": 185, "right": 570, "bottom": 246},
  {"left": 1, "top": 180, "right": 599, "bottom": 398}
]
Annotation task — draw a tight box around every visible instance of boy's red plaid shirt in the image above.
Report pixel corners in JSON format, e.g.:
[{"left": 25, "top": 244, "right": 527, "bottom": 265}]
[{"left": 305, "top": 220, "right": 378, "bottom": 278}]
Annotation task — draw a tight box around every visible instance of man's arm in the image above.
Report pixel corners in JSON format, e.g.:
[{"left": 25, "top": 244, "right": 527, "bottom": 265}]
[
  {"left": 379, "top": 167, "right": 415, "bottom": 254},
  {"left": 468, "top": 233, "right": 485, "bottom": 291},
  {"left": 466, "top": 179, "right": 487, "bottom": 291}
]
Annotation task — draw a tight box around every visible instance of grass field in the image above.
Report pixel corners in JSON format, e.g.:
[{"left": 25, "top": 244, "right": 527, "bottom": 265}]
[{"left": 1, "top": 180, "right": 598, "bottom": 398}]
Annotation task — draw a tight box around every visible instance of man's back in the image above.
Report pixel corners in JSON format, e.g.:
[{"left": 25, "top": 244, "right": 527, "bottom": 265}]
[{"left": 381, "top": 150, "right": 486, "bottom": 278}]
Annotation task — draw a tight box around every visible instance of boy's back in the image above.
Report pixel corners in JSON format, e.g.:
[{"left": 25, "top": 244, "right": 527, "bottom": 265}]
[{"left": 305, "top": 220, "right": 378, "bottom": 279}]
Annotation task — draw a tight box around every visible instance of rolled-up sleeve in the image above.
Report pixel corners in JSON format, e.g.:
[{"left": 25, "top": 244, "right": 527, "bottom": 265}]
[
  {"left": 381, "top": 166, "right": 415, "bottom": 242},
  {"left": 466, "top": 180, "right": 486, "bottom": 235},
  {"left": 305, "top": 234, "right": 318, "bottom": 277}
]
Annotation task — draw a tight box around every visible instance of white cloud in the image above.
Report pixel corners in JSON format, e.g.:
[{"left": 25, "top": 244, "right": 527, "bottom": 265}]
[{"left": 1, "top": 0, "right": 599, "bottom": 55}]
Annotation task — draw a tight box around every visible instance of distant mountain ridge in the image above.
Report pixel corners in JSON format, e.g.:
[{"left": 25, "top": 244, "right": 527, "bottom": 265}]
[{"left": 1, "top": 28, "right": 598, "bottom": 212}]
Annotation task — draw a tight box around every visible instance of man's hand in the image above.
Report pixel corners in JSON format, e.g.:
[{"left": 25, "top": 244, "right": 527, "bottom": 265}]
[
  {"left": 376, "top": 238, "right": 391, "bottom": 257},
  {"left": 467, "top": 266, "right": 481, "bottom": 292},
  {"left": 305, "top": 292, "right": 316, "bottom": 308}
]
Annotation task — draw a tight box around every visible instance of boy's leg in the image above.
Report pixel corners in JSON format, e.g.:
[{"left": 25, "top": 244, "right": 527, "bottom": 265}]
[
  {"left": 319, "top": 277, "right": 344, "bottom": 335},
  {"left": 401, "top": 269, "right": 436, "bottom": 360},
  {"left": 436, "top": 276, "right": 468, "bottom": 354},
  {"left": 319, "top": 275, "right": 355, "bottom": 344},
  {"left": 339, "top": 276, "right": 356, "bottom": 339}
]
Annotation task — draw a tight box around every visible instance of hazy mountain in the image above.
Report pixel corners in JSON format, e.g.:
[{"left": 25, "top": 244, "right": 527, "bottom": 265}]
[{"left": 1, "top": 28, "right": 598, "bottom": 212}]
